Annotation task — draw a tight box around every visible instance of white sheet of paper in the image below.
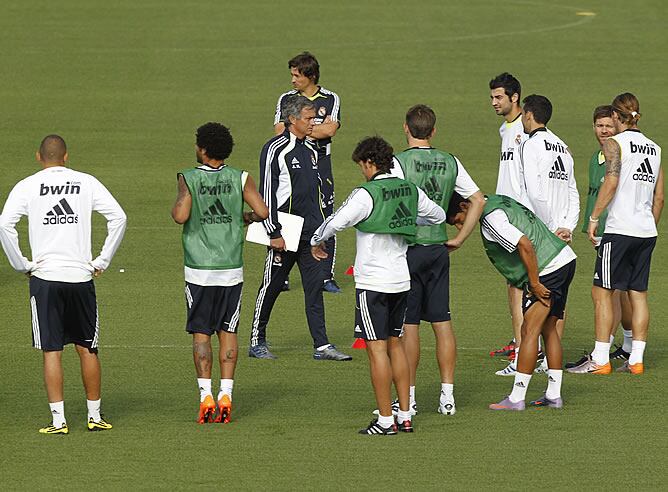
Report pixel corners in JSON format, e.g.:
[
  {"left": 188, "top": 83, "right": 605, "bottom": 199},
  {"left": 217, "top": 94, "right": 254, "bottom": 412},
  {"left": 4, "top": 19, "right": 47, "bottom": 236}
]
[{"left": 246, "top": 212, "right": 304, "bottom": 252}]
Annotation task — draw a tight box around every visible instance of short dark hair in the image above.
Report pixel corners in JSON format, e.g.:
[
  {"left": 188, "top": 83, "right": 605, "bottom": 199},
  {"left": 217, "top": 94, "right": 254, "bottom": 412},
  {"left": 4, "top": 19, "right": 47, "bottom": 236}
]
[
  {"left": 406, "top": 104, "right": 436, "bottom": 139},
  {"left": 39, "top": 135, "right": 67, "bottom": 162},
  {"left": 593, "top": 105, "right": 615, "bottom": 123},
  {"left": 281, "top": 94, "right": 315, "bottom": 127},
  {"left": 196, "top": 122, "right": 234, "bottom": 161},
  {"left": 522, "top": 94, "right": 552, "bottom": 125},
  {"left": 288, "top": 51, "right": 320, "bottom": 84},
  {"left": 445, "top": 192, "right": 469, "bottom": 225},
  {"left": 351, "top": 136, "right": 394, "bottom": 173},
  {"left": 489, "top": 73, "right": 521, "bottom": 100}
]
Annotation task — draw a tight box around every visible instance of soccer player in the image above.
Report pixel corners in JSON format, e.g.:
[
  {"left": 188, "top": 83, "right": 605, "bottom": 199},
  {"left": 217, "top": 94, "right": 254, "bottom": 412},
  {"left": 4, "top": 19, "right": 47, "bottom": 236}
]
[
  {"left": 579, "top": 93, "right": 663, "bottom": 375},
  {"left": 311, "top": 136, "right": 446, "bottom": 434},
  {"left": 488, "top": 73, "right": 528, "bottom": 370},
  {"left": 274, "top": 52, "right": 342, "bottom": 293},
  {"left": 566, "top": 106, "right": 633, "bottom": 370},
  {"left": 250, "top": 94, "right": 351, "bottom": 361},
  {"left": 171, "top": 122, "right": 268, "bottom": 424},
  {"left": 517, "top": 94, "right": 579, "bottom": 374},
  {"left": 447, "top": 193, "right": 576, "bottom": 410},
  {"left": 391, "top": 104, "right": 484, "bottom": 416},
  {"left": 0, "top": 135, "right": 126, "bottom": 434}
]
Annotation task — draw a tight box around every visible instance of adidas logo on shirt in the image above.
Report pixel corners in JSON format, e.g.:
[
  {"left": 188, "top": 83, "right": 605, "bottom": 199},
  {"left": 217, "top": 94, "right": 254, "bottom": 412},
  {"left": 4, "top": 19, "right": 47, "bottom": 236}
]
[
  {"left": 389, "top": 201, "right": 414, "bottom": 229},
  {"left": 43, "top": 198, "right": 78, "bottom": 225},
  {"left": 633, "top": 158, "right": 655, "bottom": 183},
  {"left": 549, "top": 156, "right": 568, "bottom": 180},
  {"left": 291, "top": 157, "right": 301, "bottom": 169},
  {"left": 200, "top": 199, "right": 232, "bottom": 225},
  {"left": 422, "top": 176, "right": 443, "bottom": 201}
]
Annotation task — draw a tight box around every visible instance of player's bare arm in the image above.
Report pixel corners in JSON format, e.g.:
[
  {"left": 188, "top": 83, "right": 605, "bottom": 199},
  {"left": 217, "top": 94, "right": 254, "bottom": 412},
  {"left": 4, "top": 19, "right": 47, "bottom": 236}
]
[
  {"left": 516, "top": 236, "right": 551, "bottom": 306},
  {"left": 242, "top": 175, "right": 269, "bottom": 225},
  {"left": 446, "top": 191, "right": 484, "bottom": 252},
  {"left": 588, "top": 138, "right": 621, "bottom": 243},
  {"left": 171, "top": 175, "right": 192, "bottom": 224},
  {"left": 652, "top": 167, "right": 664, "bottom": 225}
]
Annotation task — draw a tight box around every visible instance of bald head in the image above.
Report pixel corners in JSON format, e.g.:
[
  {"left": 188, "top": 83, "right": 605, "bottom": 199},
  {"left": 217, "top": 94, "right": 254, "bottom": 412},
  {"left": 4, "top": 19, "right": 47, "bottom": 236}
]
[{"left": 38, "top": 135, "right": 67, "bottom": 164}]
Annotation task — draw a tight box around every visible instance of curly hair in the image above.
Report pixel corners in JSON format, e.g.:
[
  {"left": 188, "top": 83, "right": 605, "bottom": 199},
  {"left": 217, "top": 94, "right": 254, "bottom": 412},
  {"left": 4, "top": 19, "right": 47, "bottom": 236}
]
[
  {"left": 351, "top": 136, "right": 394, "bottom": 173},
  {"left": 195, "top": 122, "right": 234, "bottom": 161}
]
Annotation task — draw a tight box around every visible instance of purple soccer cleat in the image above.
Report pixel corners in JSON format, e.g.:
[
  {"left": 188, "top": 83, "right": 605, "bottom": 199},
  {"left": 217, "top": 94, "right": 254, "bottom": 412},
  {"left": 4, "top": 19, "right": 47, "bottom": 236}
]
[
  {"left": 489, "top": 396, "right": 525, "bottom": 411},
  {"left": 529, "top": 394, "right": 563, "bottom": 409}
]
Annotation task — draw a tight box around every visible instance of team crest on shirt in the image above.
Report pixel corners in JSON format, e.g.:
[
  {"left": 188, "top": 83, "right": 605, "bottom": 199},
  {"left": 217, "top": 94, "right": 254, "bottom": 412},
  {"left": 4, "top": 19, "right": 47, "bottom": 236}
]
[
  {"left": 515, "top": 134, "right": 522, "bottom": 145},
  {"left": 273, "top": 254, "right": 282, "bottom": 266},
  {"left": 318, "top": 106, "right": 327, "bottom": 117}
]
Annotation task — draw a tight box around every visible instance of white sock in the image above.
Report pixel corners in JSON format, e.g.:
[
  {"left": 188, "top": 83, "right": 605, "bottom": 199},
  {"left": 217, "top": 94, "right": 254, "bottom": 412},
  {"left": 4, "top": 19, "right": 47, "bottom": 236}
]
[
  {"left": 591, "top": 341, "right": 610, "bottom": 365},
  {"left": 217, "top": 379, "right": 234, "bottom": 401},
  {"left": 622, "top": 329, "right": 633, "bottom": 352},
  {"left": 509, "top": 372, "right": 532, "bottom": 403},
  {"left": 197, "top": 378, "right": 212, "bottom": 402},
  {"left": 377, "top": 414, "right": 394, "bottom": 428},
  {"left": 409, "top": 385, "right": 415, "bottom": 405},
  {"left": 609, "top": 334, "right": 615, "bottom": 344},
  {"left": 87, "top": 399, "right": 101, "bottom": 421},
  {"left": 440, "top": 383, "right": 454, "bottom": 402},
  {"left": 545, "top": 369, "right": 563, "bottom": 400},
  {"left": 629, "top": 340, "right": 646, "bottom": 365},
  {"left": 49, "top": 401, "right": 66, "bottom": 427},
  {"left": 396, "top": 409, "right": 412, "bottom": 424}
]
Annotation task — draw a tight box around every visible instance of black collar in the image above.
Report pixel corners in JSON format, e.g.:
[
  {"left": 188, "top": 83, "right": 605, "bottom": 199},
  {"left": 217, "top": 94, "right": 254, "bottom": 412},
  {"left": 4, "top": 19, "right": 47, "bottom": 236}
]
[{"left": 529, "top": 127, "right": 547, "bottom": 137}]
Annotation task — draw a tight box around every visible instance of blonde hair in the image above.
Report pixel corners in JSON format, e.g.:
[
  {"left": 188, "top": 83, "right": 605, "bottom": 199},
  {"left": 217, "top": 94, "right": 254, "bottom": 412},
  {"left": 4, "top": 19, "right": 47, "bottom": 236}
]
[{"left": 612, "top": 92, "right": 641, "bottom": 126}]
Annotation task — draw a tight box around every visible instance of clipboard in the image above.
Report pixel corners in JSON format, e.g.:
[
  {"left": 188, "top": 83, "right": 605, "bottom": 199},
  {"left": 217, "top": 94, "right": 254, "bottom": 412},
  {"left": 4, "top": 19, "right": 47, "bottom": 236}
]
[{"left": 246, "top": 212, "right": 304, "bottom": 252}]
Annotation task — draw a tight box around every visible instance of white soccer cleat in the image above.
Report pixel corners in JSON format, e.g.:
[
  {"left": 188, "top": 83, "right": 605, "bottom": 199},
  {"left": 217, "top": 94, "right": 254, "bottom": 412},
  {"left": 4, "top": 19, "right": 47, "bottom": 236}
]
[
  {"left": 438, "top": 399, "right": 456, "bottom": 416},
  {"left": 495, "top": 363, "right": 517, "bottom": 376}
]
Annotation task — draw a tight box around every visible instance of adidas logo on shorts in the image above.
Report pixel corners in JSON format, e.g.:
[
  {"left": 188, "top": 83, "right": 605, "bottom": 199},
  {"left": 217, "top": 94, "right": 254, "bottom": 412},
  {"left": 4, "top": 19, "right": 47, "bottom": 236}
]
[{"left": 43, "top": 198, "right": 78, "bottom": 225}]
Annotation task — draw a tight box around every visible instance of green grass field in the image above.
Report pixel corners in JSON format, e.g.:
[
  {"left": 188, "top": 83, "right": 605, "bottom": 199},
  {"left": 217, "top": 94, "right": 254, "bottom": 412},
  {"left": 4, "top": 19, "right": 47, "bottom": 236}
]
[{"left": 1, "top": 0, "right": 667, "bottom": 489}]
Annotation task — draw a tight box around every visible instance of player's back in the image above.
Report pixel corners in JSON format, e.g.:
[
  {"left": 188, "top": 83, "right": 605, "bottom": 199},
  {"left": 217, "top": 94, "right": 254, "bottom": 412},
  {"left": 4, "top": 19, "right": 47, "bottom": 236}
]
[{"left": 607, "top": 130, "right": 661, "bottom": 237}]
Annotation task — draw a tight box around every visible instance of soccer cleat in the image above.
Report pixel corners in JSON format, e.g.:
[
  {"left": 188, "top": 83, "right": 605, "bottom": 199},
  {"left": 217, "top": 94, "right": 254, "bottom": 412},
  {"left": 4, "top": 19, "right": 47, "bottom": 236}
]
[
  {"left": 565, "top": 352, "right": 589, "bottom": 369},
  {"left": 87, "top": 416, "right": 113, "bottom": 431},
  {"left": 489, "top": 396, "right": 525, "bottom": 411},
  {"left": 358, "top": 419, "right": 397, "bottom": 435},
  {"left": 248, "top": 344, "right": 277, "bottom": 360},
  {"left": 438, "top": 399, "right": 456, "bottom": 416},
  {"left": 565, "top": 355, "right": 611, "bottom": 375},
  {"left": 323, "top": 279, "right": 342, "bottom": 294},
  {"left": 214, "top": 394, "right": 232, "bottom": 423},
  {"left": 198, "top": 395, "right": 216, "bottom": 424},
  {"left": 373, "top": 399, "right": 416, "bottom": 417},
  {"left": 39, "top": 423, "right": 69, "bottom": 435},
  {"left": 397, "top": 419, "right": 414, "bottom": 433},
  {"left": 313, "top": 344, "right": 352, "bottom": 361},
  {"left": 529, "top": 394, "right": 563, "bottom": 409},
  {"left": 610, "top": 345, "right": 630, "bottom": 361},
  {"left": 534, "top": 355, "right": 548, "bottom": 374},
  {"left": 616, "top": 361, "right": 644, "bottom": 374},
  {"left": 495, "top": 362, "right": 517, "bottom": 376},
  {"left": 489, "top": 340, "right": 516, "bottom": 358}
]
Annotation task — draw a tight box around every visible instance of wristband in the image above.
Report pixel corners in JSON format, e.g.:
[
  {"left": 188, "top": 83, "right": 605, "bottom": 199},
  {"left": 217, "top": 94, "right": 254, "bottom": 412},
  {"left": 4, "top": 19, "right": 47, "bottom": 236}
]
[{"left": 589, "top": 216, "right": 599, "bottom": 223}]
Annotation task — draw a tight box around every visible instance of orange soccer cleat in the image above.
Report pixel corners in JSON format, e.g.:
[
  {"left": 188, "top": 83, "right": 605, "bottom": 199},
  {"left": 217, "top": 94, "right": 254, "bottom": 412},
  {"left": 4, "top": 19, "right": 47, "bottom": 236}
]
[
  {"left": 617, "top": 361, "right": 644, "bottom": 375},
  {"left": 214, "top": 394, "right": 232, "bottom": 424},
  {"left": 198, "top": 395, "right": 216, "bottom": 424}
]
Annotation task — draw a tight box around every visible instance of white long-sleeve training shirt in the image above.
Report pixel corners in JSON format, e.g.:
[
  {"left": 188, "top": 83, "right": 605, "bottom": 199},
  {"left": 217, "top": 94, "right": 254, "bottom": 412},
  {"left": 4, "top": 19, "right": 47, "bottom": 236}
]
[
  {"left": 311, "top": 174, "right": 446, "bottom": 293},
  {"left": 0, "top": 166, "right": 127, "bottom": 283},
  {"left": 497, "top": 114, "right": 529, "bottom": 201},
  {"left": 519, "top": 127, "right": 579, "bottom": 233}
]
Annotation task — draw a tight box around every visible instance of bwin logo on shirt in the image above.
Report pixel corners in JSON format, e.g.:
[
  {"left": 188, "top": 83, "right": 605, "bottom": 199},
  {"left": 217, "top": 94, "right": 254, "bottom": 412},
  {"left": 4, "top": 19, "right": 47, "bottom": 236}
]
[
  {"left": 43, "top": 198, "right": 79, "bottom": 225},
  {"left": 40, "top": 182, "right": 81, "bottom": 196},
  {"left": 423, "top": 177, "right": 443, "bottom": 201},
  {"left": 633, "top": 158, "right": 655, "bottom": 183},
  {"left": 549, "top": 156, "right": 568, "bottom": 180},
  {"left": 389, "top": 202, "right": 414, "bottom": 229},
  {"left": 200, "top": 199, "right": 232, "bottom": 224}
]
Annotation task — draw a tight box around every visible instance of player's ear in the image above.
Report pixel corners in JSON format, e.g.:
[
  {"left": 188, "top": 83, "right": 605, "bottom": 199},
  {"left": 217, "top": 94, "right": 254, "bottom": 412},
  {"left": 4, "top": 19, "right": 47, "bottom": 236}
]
[
  {"left": 511, "top": 93, "right": 519, "bottom": 104},
  {"left": 35, "top": 151, "right": 41, "bottom": 162},
  {"left": 430, "top": 127, "right": 436, "bottom": 139},
  {"left": 63, "top": 152, "right": 69, "bottom": 163}
]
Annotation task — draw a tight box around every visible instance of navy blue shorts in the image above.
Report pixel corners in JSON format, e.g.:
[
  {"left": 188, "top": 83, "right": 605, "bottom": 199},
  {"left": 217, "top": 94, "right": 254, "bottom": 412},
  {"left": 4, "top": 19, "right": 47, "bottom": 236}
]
[{"left": 185, "top": 282, "right": 242, "bottom": 335}]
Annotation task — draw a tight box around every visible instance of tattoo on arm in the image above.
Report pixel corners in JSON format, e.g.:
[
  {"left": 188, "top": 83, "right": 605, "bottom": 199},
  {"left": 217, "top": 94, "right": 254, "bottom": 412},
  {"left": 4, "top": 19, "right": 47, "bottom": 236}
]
[
  {"left": 175, "top": 176, "right": 191, "bottom": 205},
  {"left": 603, "top": 139, "right": 622, "bottom": 177}
]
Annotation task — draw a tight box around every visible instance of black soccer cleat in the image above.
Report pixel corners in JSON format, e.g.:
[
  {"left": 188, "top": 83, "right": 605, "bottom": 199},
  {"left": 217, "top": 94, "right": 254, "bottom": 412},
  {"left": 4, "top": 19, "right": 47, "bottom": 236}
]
[
  {"left": 358, "top": 419, "right": 397, "bottom": 435},
  {"left": 610, "top": 345, "right": 630, "bottom": 361}
]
